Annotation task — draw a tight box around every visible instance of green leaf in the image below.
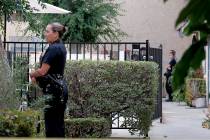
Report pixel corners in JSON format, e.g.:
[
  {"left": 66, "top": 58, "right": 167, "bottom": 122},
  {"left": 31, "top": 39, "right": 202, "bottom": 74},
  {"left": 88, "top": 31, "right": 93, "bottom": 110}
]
[
  {"left": 173, "top": 38, "right": 206, "bottom": 90},
  {"left": 25, "top": 0, "right": 126, "bottom": 42},
  {"left": 184, "top": 23, "right": 210, "bottom": 35},
  {"left": 175, "top": 0, "right": 203, "bottom": 27}
]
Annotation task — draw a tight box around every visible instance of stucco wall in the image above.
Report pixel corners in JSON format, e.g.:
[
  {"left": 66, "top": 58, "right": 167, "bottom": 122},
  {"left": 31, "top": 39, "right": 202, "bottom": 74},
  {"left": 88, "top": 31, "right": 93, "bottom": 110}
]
[{"left": 117, "top": 0, "right": 192, "bottom": 69}]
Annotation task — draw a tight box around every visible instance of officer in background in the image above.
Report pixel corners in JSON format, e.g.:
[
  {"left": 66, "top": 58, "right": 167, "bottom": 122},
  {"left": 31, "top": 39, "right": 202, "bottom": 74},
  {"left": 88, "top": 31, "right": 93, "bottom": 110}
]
[
  {"left": 30, "top": 22, "right": 68, "bottom": 137},
  {"left": 164, "top": 50, "right": 176, "bottom": 102}
]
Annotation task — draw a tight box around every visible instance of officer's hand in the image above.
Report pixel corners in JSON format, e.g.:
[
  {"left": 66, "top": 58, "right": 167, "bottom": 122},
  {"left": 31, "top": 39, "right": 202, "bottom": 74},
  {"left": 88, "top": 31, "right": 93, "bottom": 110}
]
[
  {"left": 31, "top": 77, "right": 37, "bottom": 85},
  {"left": 29, "top": 71, "right": 35, "bottom": 79}
]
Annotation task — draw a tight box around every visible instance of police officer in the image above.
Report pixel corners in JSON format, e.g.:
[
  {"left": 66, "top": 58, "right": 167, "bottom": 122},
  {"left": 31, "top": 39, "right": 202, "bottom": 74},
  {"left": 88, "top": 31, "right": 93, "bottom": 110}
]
[
  {"left": 164, "top": 50, "right": 176, "bottom": 102},
  {"left": 30, "top": 22, "right": 68, "bottom": 137}
]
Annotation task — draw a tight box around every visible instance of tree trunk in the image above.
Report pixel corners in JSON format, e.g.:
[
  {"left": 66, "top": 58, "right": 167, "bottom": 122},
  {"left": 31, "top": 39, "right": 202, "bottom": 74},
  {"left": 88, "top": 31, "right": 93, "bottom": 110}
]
[
  {"left": 0, "top": 35, "right": 2, "bottom": 52},
  {"left": 0, "top": 34, "right": 5, "bottom": 56},
  {"left": 0, "top": 34, "right": 19, "bottom": 109}
]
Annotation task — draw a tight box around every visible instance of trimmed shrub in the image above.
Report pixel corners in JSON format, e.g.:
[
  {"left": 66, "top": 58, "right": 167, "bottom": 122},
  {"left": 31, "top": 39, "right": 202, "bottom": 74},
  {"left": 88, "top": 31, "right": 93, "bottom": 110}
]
[
  {"left": 0, "top": 110, "right": 40, "bottom": 137},
  {"left": 185, "top": 78, "right": 206, "bottom": 106},
  {"left": 65, "top": 60, "right": 159, "bottom": 136},
  {"left": 65, "top": 117, "right": 110, "bottom": 138},
  {"left": 173, "top": 68, "right": 205, "bottom": 102}
]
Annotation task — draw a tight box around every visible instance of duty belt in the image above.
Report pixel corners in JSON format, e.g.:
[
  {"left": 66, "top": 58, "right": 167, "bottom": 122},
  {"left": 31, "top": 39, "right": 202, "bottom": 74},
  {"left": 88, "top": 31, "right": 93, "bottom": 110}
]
[{"left": 50, "top": 74, "right": 64, "bottom": 79}]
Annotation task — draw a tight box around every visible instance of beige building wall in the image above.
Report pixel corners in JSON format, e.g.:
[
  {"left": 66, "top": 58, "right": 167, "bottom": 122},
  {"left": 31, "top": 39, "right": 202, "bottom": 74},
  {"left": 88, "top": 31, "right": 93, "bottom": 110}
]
[
  {"left": 118, "top": 0, "right": 192, "bottom": 69},
  {"left": 5, "top": 21, "right": 36, "bottom": 41}
]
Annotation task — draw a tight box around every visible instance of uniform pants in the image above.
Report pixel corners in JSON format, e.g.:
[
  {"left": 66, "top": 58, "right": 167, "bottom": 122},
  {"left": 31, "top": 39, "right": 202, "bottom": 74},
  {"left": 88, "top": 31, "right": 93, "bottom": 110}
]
[
  {"left": 43, "top": 81, "right": 68, "bottom": 138},
  {"left": 44, "top": 103, "right": 66, "bottom": 137},
  {"left": 166, "top": 78, "right": 173, "bottom": 101}
]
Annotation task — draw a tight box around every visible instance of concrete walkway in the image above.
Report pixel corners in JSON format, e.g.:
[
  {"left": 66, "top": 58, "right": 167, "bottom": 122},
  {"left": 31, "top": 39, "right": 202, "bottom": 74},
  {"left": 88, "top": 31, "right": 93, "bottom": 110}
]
[{"left": 111, "top": 101, "right": 210, "bottom": 140}]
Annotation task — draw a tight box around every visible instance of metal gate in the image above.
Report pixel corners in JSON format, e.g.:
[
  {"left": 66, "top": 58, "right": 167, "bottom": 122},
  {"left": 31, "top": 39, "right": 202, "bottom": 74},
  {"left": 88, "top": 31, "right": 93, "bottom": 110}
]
[{"left": 4, "top": 40, "right": 163, "bottom": 128}]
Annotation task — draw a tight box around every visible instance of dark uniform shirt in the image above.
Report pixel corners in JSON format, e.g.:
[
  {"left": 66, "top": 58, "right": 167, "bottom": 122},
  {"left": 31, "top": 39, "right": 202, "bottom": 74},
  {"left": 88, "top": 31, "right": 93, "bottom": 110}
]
[
  {"left": 168, "top": 58, "right": 176, "bottom": 73},
  {"left": 164, "top": 58, "right": 176, "bottom": 78},
  {"left": 41, "top": 40, "right": 67, "bottom": 76},
  {"left": 38, "top": 40, "right": 68, "bottom": 104}
]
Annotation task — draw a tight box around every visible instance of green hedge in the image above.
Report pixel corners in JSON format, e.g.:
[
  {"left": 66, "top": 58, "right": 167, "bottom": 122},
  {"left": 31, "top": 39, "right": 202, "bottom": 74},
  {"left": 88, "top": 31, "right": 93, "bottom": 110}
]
[
  {"left": 65, "top": 117, "right": 110, "bottom": 138},
  {"left": 65, "top": 60, "right": 159, "bottom": 136},
  {"left": 36, "top": 117, "right": 109, "bottom": 138},
  {"left": 0, "top": 110, "right": 40, "bottom": 137}
]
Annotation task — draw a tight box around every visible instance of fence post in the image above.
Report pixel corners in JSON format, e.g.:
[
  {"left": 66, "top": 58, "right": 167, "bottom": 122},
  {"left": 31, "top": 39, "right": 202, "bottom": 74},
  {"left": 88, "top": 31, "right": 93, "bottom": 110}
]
[
  {"left": 146, "top": 40, "right": 149, "bottom": 61},
  {"left": 4, "top": 13, "right": 7, "bottom": 49},
  {"left": 159, "top": 44, "right": 163, "bottom": 123}
]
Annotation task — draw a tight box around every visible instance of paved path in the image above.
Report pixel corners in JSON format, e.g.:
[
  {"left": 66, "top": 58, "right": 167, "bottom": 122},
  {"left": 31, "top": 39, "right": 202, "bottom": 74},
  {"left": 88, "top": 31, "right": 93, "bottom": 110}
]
[{"left": 111, "top": 101, "right": 210, "bottom": 140}]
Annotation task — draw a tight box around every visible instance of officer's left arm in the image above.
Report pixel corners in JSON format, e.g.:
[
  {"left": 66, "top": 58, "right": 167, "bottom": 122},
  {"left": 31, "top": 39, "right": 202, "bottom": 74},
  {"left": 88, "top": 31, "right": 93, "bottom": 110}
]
[
  {"left": 30, "top": 46, "right": 57, "bottom": 78},
  {"left": 30, "top": 63, "right": 50, "bottom": 78}
]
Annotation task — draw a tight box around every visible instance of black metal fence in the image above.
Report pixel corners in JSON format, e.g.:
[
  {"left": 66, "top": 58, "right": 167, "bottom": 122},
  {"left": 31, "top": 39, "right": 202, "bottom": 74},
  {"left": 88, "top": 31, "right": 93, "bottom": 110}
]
[{"left": 4, "top": 40, "right": 162, "bottom": 128}]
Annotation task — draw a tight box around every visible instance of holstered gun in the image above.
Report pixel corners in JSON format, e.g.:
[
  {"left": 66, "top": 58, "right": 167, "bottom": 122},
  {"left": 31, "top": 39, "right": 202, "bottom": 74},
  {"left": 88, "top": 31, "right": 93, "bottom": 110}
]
[{"left": 36, "top": 74, "right": 67, "bottom": 103}]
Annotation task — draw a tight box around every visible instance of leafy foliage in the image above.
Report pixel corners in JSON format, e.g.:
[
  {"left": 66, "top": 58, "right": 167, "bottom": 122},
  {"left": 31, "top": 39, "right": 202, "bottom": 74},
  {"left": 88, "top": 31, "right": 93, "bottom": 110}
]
[
  {"left": 0, "top": 110, "right": 40, "bottom": 137},
  {"left": 185, "top": 78, "right": 206, "bottom": 106},
  {"left": 173, "top": 38, "right": 206, "bottom": 90},
  {"left": 174, "top": 77, "right": 206, "bottom": 106},
  {"left": 0, "top": 0, "right": 17, "bottom": 30},
  {"left": 173, "top": 68, "right": 205, "bottom": 103},
  {"left": 64, "top": 60, "right": 158, "bottom": 136},
  {"left": 173, "top": 86, "right": 186, "bottom": 102},
  {"left": 0, "top": 0, "right": 39, "bottom": 31},
  {"left": 13, "top": 56, "right": 29, "bottom": 89},
  {"left": 164, "top": 0, "right": 210, "bottom": 90},
  {"left": 203, "top": 107, "right": 210, "bottom": 129},
  {"left": 26, "top": 0, "right": 126, "bottom": 42},
  {"left": 65, "top": 117, "right": 110, "bottom": 138},
  {"left": 202, "top": 119, "right": 210, "bottom": 129}
]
